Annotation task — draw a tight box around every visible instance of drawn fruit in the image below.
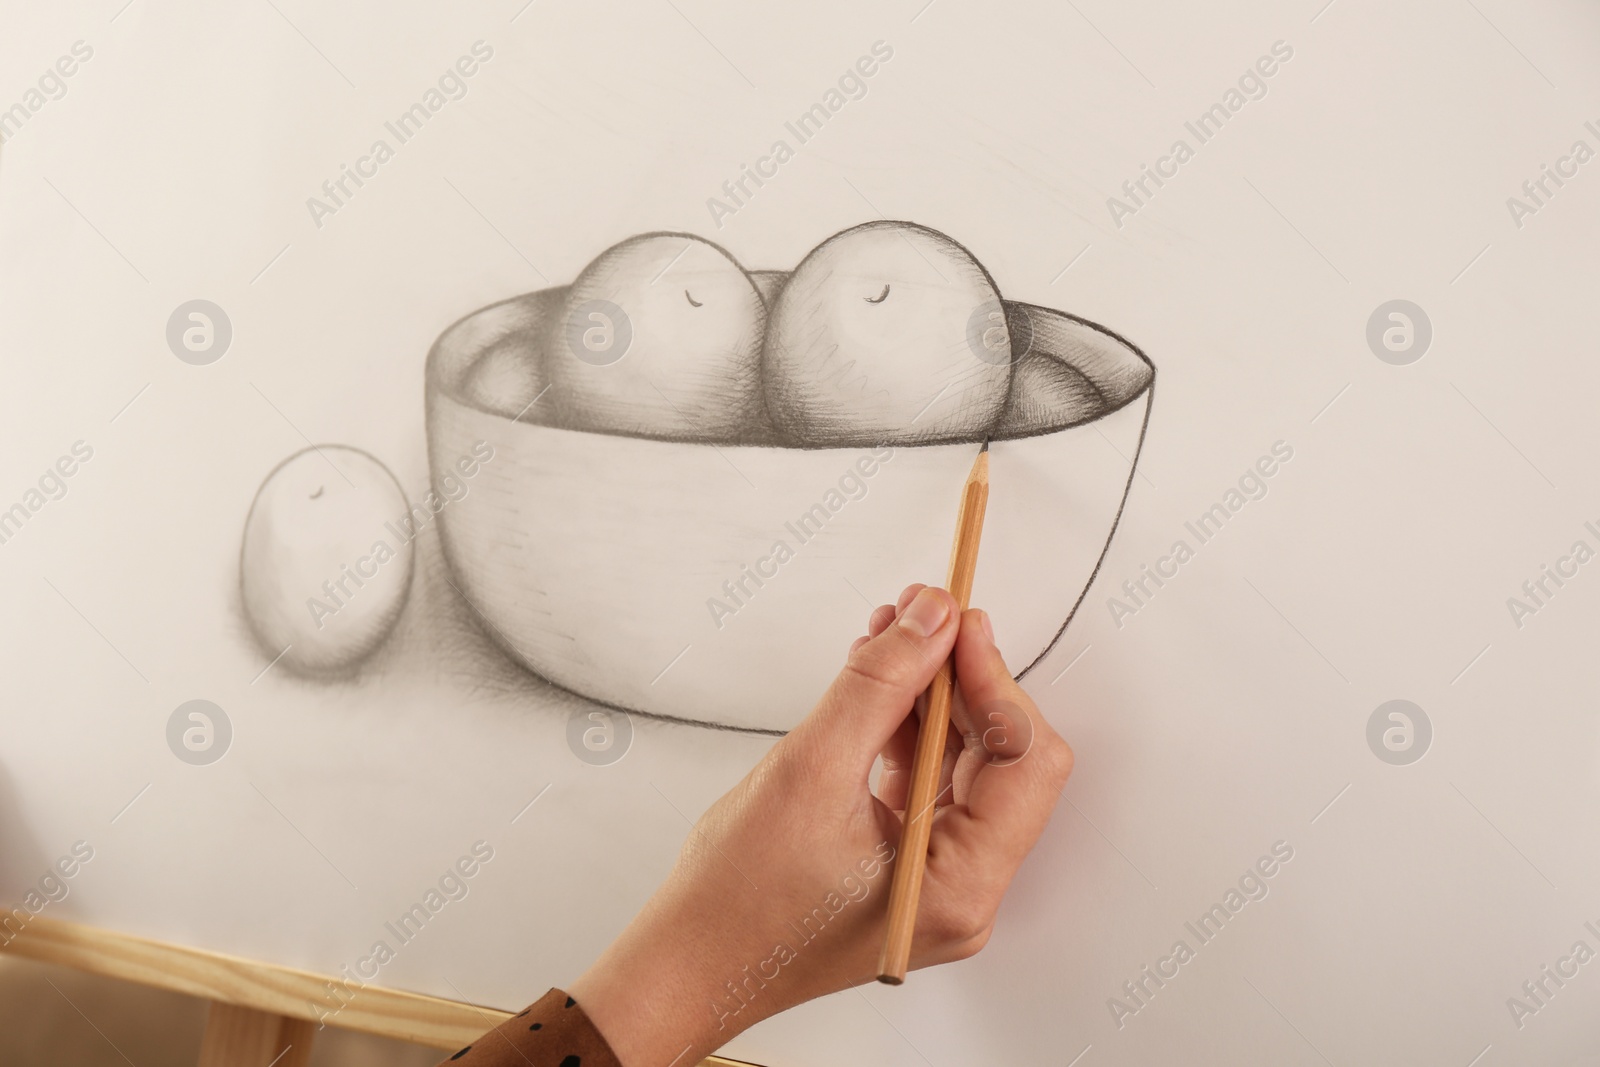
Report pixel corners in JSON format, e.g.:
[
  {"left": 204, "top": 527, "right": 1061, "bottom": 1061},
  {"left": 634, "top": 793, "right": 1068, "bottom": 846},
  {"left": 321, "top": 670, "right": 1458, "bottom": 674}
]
[
  {"left": 994, "top": 325, "right": 1105, "bottom": 437},
  {"left": 544, "top": 233, "right": 766, "bottom": 438},
  {"left": 750, "top": 270, "right": 786, "bottom": 306},
  {"left": 762, "top": 220, "right": 1013, "bottom": 445},
  {"left": 240, "top": 446, "right": 414, "bottom": 676},
  {"left": 464, "top": 335, "right": 543, "bottom": 420}
]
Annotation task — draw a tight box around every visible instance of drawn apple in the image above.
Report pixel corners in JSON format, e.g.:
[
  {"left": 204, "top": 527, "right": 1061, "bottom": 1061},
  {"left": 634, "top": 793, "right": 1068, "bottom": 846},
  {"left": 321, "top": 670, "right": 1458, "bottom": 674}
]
[
  {"left": 762, "top": 221, "right": 1013, "bottom": 445},
  {"left": 995, "top": 347, "right": 1103, "bottom": 437},
  {"left": 544, "top": 233, "right": 767, "bottom": 438},
  {"left": 240, "top": 446, "right": 413, "bottom": 676},
  {"left": 750, "top": 270, "right": 786, "bottom": 306},
  {"left": 463, "top": 334, "right": 543, "bottom": 420}
]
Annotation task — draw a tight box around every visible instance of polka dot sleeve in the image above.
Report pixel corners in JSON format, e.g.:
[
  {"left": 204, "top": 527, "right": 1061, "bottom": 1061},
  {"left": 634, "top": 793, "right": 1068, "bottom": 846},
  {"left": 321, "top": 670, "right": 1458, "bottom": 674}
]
[{"left": 438, "top": 988, "right": 623, "bottom": 1067}]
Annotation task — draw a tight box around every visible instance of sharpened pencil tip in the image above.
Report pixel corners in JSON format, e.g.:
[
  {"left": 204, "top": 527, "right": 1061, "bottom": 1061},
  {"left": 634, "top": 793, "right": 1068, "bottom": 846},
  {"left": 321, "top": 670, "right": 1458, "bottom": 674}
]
[{"left": 978, "top": 439, "right": 989, "bottom": 453}]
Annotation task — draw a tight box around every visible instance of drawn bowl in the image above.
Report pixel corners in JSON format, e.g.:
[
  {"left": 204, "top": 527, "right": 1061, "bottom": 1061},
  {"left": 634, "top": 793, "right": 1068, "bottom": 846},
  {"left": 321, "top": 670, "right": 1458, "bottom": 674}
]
[{"left": 425, "top": 275, "right": 1153, "bottom": 732}]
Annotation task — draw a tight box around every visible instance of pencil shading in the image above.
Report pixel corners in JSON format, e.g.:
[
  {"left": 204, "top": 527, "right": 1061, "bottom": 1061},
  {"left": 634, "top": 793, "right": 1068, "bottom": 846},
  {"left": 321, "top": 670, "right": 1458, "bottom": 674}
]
[{"left": 234, "top": 221, "right": 1154, "bottom": 735}]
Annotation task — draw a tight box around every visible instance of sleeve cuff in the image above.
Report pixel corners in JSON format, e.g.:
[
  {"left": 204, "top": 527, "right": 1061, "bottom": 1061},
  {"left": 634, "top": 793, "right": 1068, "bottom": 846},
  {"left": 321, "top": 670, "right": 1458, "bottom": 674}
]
[{"left": 438, "top": 987, "right": 624, "bottom": 1067}]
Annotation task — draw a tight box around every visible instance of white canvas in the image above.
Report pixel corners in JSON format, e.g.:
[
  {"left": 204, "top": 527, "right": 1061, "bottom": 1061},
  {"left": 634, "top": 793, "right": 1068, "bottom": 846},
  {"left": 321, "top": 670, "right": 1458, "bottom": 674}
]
[{"left": 2, "top": 2, "right": 1598, "bottom": 1065}]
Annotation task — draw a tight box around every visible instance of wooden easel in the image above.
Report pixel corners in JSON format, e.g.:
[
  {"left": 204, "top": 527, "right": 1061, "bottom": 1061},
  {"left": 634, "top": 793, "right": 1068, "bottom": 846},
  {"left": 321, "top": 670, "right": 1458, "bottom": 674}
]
[{"left": 3, "top": 916, "right": 754, "bottom": 1067}]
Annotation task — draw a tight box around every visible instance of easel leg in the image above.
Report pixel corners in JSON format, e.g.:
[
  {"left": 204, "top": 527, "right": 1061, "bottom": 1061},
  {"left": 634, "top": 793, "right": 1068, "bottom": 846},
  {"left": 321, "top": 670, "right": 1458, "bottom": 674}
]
[{"left": 197, "top": 1001, "right": 316, "bottom": 1067}]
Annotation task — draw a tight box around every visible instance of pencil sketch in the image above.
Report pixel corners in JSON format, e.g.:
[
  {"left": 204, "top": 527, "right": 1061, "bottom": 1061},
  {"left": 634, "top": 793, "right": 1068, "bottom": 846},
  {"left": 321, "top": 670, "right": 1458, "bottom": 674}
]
[
  {"left": 238, "top": 221, "right": 1154, "bottom": 734},
  {"left": 239, "top": 445, "right": 417, "bottom": 678}
]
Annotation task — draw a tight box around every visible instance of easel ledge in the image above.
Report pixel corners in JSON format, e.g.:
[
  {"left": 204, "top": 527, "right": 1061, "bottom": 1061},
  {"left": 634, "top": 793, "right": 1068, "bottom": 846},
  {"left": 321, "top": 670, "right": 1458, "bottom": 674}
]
[{"left": 2, "top": 915, "right": 756, "bottom": 1067}]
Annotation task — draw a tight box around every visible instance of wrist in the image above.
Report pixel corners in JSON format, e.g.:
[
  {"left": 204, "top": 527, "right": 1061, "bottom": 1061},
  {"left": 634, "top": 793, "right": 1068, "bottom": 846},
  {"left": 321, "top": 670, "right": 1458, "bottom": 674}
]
[{"left": 569, "top": 894, "right": 753, "bottom": 1067}]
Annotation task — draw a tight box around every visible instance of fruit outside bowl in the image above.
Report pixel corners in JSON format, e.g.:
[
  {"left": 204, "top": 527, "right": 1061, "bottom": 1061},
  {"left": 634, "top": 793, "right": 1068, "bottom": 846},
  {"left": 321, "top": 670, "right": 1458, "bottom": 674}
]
[{"left": 424, "top": 279, "right": 1154, "bottom": 733}]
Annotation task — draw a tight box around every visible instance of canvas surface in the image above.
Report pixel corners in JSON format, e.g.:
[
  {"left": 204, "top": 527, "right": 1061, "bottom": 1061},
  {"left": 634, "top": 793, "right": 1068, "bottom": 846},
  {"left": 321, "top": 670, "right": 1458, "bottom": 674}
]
[{"left": 2, "top": 2, "right": 1598, "bottom": 1064}]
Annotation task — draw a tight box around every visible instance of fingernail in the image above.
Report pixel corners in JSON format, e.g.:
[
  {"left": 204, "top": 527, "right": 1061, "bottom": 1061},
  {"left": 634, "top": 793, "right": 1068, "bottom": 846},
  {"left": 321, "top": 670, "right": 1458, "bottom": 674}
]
[
  {"left": 899, "top": 588, "right": 950, "bottom": 638},
  {"left": 978, "top": 610, "right": 995, "bottom": 644}
]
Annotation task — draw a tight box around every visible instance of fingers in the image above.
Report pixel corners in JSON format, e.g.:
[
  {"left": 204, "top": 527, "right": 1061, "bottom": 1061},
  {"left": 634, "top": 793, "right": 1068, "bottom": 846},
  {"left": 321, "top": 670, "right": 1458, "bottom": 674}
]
[
  {"left": 867, "top": 583, "right": 924, "bottom": 639},
  {"left": 946, "top": 663, "right": 991, "bottom": 807},
  {"left": 879, "top": 709, "right": 965, "bottom": 812},
  {"left": 875, "top": 707, "right": 920, "bottom": 810},
  {"left": 870, "top": 602, "right": 997, "bottom": 813},
  {"left": 865, "top": 590, "right": 939, "bottom": 809},
  {"left": 868, "top": 603, "right": 897, "bottom": 638},
  {"left": 870, "top": 590, "right": 963, "bottom": 811},
  {"left": 940, "top": 609, "right": 1074, "bottom": 859},
  {"left": 853, "top": 587, "right": 921, "bottom": 657},
  {"left": 904, "top": 613, "right": 1071, "bottom": 963},
  {"left": 793, "top": 586, "right": 960, "bottom": 769}
]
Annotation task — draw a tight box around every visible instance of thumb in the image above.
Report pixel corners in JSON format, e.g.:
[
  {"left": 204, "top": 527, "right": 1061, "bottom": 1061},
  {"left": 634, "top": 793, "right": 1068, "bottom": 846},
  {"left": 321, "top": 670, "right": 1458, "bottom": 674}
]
[{"left": 790, "top": 586, "right": 961, "bottom": 767}]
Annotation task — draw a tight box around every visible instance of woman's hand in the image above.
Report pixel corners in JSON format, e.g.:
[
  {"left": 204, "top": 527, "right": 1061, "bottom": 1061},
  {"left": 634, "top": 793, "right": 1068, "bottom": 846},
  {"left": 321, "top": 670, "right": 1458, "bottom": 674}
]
[{"left": 569, "top": 585, "right": 1074, "bottom": 1067}]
